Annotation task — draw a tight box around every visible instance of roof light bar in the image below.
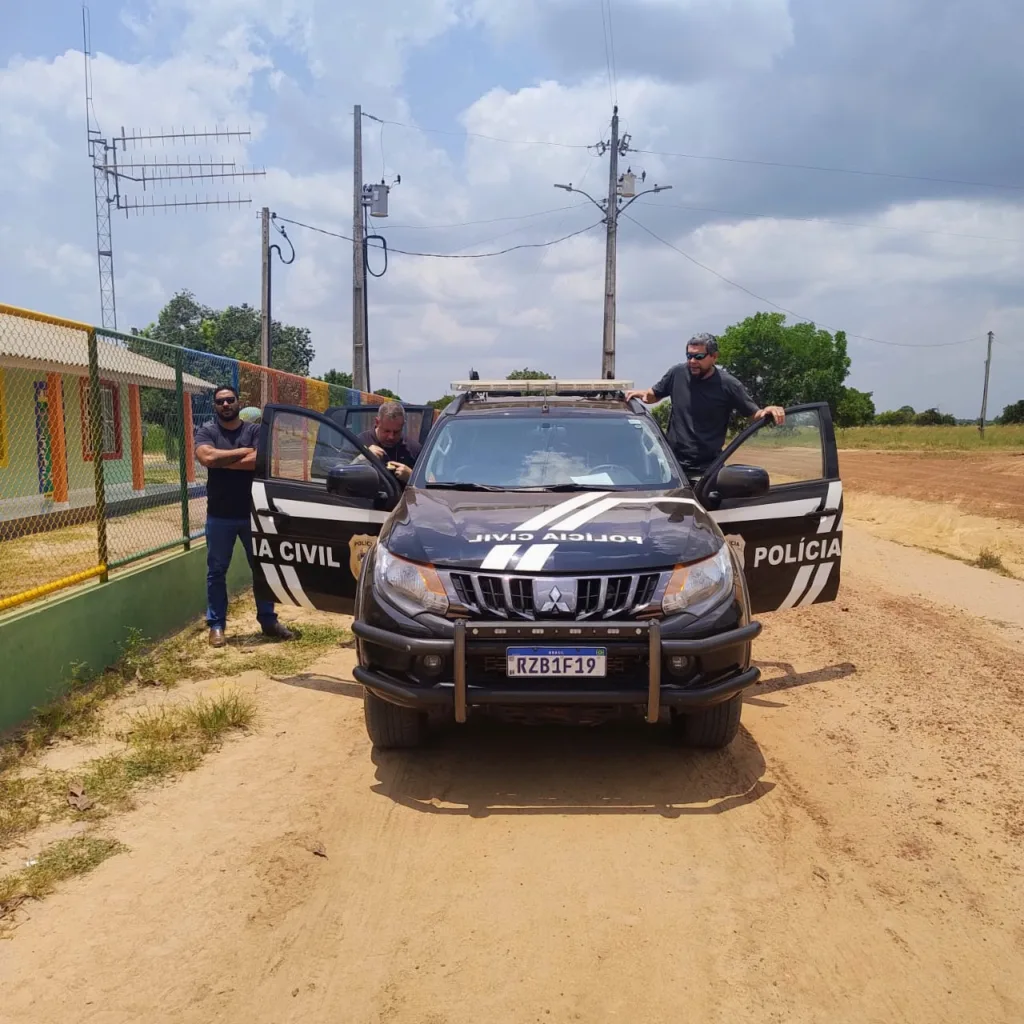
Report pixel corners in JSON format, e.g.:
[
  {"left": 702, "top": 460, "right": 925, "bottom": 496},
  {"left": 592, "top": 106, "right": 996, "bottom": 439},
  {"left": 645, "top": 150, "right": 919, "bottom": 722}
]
[{"left": 450, "top": 379, "right": 634, "bottom": 394}]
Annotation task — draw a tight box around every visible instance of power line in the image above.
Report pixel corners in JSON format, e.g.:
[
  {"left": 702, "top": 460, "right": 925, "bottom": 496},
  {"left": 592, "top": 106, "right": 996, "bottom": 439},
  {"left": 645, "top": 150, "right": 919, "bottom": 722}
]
[
  {"left": 635, "top": 199, "right": 1024, "bottom": 244},
  {"left": 371, "top": 117, "right": 592, "bottom": 149},
  {"left": 622, "top": 212, "right": 982, "bottom": 349},
  {"left": 276, "top": 215, "right": 603, "bottom": 258},
  {"left": 384, "top": 203, "right": 589, "bottom": 230},
  {"left": 362, "top": 116, "right": 1024, "bottom": 192},
  {"left": 599, "top": 0, "right": 616, "bottom": 107},
  {"left": 605, "top": 0, "right": 619, "bottom": 101},
  {"left": 633, "top": 148, "right": 1024, "bottom": 193}
]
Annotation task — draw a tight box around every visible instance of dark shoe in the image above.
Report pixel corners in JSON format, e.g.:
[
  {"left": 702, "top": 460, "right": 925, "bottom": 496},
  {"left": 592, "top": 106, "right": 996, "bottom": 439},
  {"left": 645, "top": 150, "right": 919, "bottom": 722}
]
[
  {"left": 261, "top": 621, "right": 294, "bottom": 641},
  {"left": 209, "top": 627, "right": 226, "bottom": 648}
]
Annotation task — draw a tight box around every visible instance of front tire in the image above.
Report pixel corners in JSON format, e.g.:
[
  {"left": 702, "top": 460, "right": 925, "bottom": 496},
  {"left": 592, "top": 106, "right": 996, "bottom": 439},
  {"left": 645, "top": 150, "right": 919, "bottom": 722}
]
[
  {"left": 672, "top": 694, "right": 742, "bottom": 749},
  {"left": 363, "top": 689, "right": 425, "bottom": 749}
]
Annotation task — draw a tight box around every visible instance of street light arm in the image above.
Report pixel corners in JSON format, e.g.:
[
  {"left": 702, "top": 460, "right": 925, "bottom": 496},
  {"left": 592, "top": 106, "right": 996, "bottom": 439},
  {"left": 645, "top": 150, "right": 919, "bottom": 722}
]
[
  {"left": 554, "top": 183, "right": 606, "bottom": 215},
  {"left": 617, "top": 185, "right": 673, "bottom": 216}
]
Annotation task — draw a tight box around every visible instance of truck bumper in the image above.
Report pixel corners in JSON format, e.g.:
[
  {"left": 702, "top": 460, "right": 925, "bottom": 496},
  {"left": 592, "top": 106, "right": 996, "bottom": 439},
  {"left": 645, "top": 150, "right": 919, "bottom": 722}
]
[{"left": 351, "top": 618, "right": 761, "bottom": 724}]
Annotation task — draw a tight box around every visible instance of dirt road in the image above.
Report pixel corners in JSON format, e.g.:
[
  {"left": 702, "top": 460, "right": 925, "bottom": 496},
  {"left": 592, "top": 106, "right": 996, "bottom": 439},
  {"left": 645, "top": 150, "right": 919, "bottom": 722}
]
[{"left": 3, "top": 526, "right": 1024, "bottom": 1023}]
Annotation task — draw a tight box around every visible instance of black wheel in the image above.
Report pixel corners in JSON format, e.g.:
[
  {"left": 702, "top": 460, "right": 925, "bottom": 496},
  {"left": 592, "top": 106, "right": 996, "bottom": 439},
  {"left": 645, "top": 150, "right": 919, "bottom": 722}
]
[
  {"left": 672, "top": 694, "right": 742, "bottom": 749},
  {"left": 363, "top": 689, "right": 425, "bottom": 749}
]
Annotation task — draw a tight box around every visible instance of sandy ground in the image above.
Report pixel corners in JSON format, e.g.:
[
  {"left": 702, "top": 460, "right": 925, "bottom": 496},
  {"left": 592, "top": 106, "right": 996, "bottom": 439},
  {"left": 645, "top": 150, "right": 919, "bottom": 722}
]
[
  {"left": 2, "top": 524, "right": 1024, "bottom": 1023},
  {"left": 839, "top": 450, "right": 1024, "bottom": 526}
]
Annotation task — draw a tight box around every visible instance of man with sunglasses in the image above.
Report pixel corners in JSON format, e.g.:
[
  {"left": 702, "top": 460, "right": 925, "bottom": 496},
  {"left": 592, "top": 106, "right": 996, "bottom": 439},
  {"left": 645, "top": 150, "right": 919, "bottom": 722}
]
[
  {"left": 194, "top": 385, "right": 294, "bottom": 647},
  {"left": 626, "top": 333, "right": 785, "bottom": 483}
]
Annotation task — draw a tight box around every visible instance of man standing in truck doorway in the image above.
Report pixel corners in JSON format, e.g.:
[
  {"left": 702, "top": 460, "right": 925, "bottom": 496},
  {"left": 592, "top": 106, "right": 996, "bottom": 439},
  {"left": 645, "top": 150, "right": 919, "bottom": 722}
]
[
  {"left": 626, "top": 333, "right": 785, "bottom": 482},
  {"left": 194, "top": 385, "right": 294, "bottom": 647}
]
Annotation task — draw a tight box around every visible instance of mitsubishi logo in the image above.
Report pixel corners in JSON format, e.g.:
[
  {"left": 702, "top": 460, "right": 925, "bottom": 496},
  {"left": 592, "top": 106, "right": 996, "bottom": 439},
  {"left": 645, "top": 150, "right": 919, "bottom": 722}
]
[{"left": 533, "top": 577, "right": 577, "bottom": 614}]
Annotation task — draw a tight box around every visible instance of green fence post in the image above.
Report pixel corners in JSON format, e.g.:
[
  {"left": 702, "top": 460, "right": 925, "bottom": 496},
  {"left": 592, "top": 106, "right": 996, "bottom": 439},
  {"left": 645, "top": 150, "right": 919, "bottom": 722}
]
[
  {"left": 86, "top": 327, "right": 110, "bottom": 581},
  {"left": 175, "top": 349, "right": 191, "bottom": 551}
]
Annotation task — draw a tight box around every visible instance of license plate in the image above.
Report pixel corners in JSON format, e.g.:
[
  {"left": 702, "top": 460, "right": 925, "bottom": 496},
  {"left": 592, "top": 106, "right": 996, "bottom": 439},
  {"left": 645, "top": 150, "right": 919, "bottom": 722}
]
[{"left": 505, "top": 647, "right": 607, "bottom": 677}]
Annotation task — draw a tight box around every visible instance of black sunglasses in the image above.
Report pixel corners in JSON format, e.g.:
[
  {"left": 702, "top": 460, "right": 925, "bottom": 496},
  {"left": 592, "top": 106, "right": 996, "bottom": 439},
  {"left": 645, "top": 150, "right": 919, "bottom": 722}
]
[
  {"left": 686, "top": 351, "right": 710, "bottom": 361},
  {"left": 213, "top": 396, "right": 237, "bottom": 405}
]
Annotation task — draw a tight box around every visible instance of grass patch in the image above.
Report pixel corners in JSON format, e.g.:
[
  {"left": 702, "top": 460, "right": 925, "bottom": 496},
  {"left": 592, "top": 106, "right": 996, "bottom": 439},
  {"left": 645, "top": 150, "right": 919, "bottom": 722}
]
[
  {"left": 974, "top": 547, "right": 1013, "bottom": 577},
  {"left": 0, "top": 835, "right": 126, "bottom": 924},
  {"left": 1, "top": 689, "right": 258, "bottom": 847},
  {"left": 835, "top": 424, "right": 1024, "bottom": 451},
  {"left": 136, "top": 617, "right": 353, "bottom": 686}
]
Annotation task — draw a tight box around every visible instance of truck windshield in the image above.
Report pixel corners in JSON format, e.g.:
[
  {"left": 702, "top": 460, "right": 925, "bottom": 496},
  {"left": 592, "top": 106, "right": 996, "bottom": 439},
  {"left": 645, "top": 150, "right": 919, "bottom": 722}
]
[{"left": 417, "top": 415, "right": 680, "bottom": 490}]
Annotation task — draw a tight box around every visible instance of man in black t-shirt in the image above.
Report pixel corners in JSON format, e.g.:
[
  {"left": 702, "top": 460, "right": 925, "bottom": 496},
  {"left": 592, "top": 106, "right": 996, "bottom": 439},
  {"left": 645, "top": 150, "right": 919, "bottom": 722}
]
[
  {"left": 194, "top": 385, "right": 293, "bottom": 647},
  {"left": 626, "top": 333, "right": 785, "bottom": 481},
  {"left": 357, "top": 401, "right": 421, "bottom": 486}
]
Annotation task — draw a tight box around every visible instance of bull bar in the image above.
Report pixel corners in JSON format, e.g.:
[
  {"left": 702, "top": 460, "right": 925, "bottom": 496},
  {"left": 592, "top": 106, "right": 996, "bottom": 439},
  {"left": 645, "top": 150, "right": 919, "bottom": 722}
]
[{"left": 351, "top": 618, "right": 762, "bottom": 724}]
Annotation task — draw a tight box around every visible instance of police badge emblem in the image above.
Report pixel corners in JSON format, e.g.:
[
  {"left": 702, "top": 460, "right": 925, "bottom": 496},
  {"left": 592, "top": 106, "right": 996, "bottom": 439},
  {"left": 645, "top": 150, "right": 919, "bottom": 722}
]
[
  {"left": 724, "top": 533, "right": 746, "bottom": 568},
  {"left": 348, "top": 535, "right": 376, "bottom": 579}
]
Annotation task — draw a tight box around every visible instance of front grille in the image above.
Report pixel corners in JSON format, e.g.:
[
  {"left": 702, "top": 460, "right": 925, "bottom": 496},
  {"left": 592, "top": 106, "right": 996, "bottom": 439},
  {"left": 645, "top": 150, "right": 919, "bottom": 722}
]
[{"left": 443, "top": 570, "right": 666, "bottom": 621}]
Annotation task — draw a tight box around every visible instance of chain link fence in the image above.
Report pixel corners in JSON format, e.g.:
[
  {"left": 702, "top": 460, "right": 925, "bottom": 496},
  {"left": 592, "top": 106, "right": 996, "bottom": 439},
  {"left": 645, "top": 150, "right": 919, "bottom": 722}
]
[{"left": 0, "top": 302, "right": 393, "bottom": 612}]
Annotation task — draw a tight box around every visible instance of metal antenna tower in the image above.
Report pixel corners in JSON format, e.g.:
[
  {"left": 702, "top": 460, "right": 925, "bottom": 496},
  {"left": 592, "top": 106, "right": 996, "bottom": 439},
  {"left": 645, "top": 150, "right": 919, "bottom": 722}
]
[{"left": 82, "top": 6, "right": 265, "bottom": 330}]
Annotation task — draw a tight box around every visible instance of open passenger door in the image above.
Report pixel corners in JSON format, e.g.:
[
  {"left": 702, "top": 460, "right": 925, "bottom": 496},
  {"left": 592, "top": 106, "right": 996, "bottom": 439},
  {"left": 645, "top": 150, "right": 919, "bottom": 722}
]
[
  {"left": 251, "top": 405, "right": 402, "bottom": 614},
  {"left": 695, "top": 403, "right": 843, "bottom": 614}
]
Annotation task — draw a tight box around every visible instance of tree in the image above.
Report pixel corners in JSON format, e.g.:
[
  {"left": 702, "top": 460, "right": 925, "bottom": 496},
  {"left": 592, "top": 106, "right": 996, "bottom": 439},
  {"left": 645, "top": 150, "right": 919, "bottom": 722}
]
[
  {"left": 998, "top": 400, "right": 1024, "bottom": 424},
  {"left": 875, "top": 406, "right": 916, "bottom": 426},
  {"left": 318, "top": 369, "right": 353, "bottom": 389},
  {"left": 718, "top": 312, "right": 850, "bottom": 414},
  {"left": 651, "top": 400, "right": 671, "bottom": 433},
  {"left": 374, "top": 388, "right": 401, "bottom": 400},
  {"left": 913, "top": 408, "right": 955, "bottom": 426},
  {"left": 427, "top": 395, "right": 455, "bottom": 411},
  {"left": 835, "top": 387, "right": 876, "bottom": 427},
  {"left": 507, "top": 368, "right": 552, "bottom": 380},
  {"left": 135, "top": 290, "right": 315, "bottom": 376}
]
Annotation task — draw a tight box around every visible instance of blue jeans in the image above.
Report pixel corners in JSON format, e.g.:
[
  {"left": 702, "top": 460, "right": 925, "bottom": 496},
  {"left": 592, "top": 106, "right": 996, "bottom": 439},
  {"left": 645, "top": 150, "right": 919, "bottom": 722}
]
[{"left": 205, "top": 516, "right": 278, "bottom": 630}]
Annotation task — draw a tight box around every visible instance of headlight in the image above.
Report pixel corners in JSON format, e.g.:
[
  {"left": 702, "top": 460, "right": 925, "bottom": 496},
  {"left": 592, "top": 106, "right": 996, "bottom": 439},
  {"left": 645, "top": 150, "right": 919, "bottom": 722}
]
[
  {"left": 374, "top": 546, "right": 449, "bottom": 617},
  {"left": 661, "top": 543, "right": 734, "bottom": 617}
]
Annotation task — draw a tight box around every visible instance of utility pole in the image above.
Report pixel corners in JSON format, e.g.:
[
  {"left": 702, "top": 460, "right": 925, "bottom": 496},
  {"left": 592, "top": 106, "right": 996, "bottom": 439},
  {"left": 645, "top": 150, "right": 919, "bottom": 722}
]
[
  {"left": 352, "top": 104, "right": 368, "bottom": 393},
  {"left": 555, "top": 108, "right": 671, "bottom": 379},
  {"left": 979, "top": 330, "right": 994, "bottom": 437},
  {"left": 601, "top": 108, "right": 621, "bottom": 380},
  {"left": 256, "top": 210, "right": 295, "bottom": 407},
  {"left": 260, "top": 206, "right": 271, "bottom": 367}
]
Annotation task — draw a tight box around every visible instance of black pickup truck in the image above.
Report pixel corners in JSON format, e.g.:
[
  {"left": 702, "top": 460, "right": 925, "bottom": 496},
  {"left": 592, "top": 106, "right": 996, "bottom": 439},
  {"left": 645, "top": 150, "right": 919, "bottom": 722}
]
[{"left": 250, "top": 381, "right": 842, "bottom": 752}]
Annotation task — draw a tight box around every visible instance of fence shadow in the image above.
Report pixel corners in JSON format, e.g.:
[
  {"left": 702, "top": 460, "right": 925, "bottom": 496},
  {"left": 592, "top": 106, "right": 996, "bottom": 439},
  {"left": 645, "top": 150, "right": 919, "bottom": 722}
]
[{"left": 274, "top": 672, "right": 362, "bottom": 698}]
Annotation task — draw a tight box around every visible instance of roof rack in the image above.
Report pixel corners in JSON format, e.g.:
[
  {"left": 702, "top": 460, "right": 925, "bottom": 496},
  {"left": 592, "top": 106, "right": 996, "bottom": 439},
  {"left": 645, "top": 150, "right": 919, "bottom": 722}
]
[{"left": 450, "top": 378, "right": 634, "bottom": 397}]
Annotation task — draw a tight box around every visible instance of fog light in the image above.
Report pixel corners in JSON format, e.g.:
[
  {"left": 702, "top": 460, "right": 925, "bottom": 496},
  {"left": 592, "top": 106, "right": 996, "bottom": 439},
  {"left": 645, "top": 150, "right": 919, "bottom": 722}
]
[
  {"left": 668, "top": 655, "right": 691, "bottom": 676},
  {"left": 422, "top": 654, "right": 443, "bottom": 674}
]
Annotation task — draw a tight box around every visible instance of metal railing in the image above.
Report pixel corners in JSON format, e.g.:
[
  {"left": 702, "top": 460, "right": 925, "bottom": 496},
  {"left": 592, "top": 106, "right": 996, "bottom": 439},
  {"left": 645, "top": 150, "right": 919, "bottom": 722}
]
[{"left": 0, "top": 302, "right": 388, "bottom": 612}]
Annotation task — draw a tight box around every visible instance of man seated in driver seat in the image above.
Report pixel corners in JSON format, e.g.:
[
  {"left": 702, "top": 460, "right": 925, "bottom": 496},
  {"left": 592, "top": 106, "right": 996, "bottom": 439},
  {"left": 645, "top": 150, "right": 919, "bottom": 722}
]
[{"left": 357, "top": 401, "right": 421, "bottom": 486}]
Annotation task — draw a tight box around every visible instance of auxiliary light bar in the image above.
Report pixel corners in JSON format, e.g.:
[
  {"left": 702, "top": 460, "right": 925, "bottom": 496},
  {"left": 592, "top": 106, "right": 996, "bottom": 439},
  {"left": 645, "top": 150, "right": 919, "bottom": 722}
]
[{"left": 450, "top": 379, "right": 634, "bottom": 394}]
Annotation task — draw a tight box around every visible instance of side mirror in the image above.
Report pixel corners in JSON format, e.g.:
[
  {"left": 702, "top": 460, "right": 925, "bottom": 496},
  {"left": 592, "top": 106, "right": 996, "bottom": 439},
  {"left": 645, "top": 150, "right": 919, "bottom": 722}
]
[
  {"left": 326, "top": 463, "right": 382, "bottom": 500},
  {"left": 712, "top": 464, "right": 770, "bottom": 500}
]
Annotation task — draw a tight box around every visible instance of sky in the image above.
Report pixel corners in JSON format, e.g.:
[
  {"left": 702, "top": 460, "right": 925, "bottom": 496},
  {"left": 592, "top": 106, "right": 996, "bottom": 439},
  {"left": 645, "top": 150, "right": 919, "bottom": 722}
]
[{"left": 1, "top": 0, "right": 1022, "bottom": 416}]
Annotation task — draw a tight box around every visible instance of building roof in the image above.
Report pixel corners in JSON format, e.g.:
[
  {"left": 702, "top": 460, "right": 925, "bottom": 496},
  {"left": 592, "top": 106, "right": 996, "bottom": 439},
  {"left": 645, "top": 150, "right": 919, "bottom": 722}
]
[{"left": 0, "top": 314, "right": 214, "bottom": 393}]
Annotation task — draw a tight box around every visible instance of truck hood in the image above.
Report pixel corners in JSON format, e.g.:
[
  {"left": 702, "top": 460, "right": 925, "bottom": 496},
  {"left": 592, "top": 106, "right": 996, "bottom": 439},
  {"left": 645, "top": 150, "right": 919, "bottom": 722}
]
[{"left": 380, "top": 487, "right": 722, "bottom": 573}]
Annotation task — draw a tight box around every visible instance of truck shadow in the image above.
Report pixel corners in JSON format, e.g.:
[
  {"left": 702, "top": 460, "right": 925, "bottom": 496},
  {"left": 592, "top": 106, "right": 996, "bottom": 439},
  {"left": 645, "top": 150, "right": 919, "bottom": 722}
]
[{"left": 369, "top": 721, "right": 772, "bottom": 818}]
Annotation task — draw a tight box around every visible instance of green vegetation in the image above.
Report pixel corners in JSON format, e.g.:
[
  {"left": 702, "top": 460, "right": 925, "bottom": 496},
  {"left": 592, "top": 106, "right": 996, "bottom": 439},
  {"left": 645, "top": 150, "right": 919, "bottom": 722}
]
[
  {"left": 318, "top": 369, "right": 353, "bottom": 389},
  {"left": 835, "top": 387, "right": 875, "bottom": 427},
  {"left": 835, "top": 424, "right": 1024, "bottom": 450},
  {"left": 1, "top": 836, "right": 127, "bottom": 923},
  {"left": 1, "top": 688, "right": 258, "bottom": 853},
  {"left": 974, "top": 549, "right": 1012, "bottom": 577},
  {"left": 507, "top": 368, "right": 553, "bottom": 380},
  {"left": 719, "top": 312, "right": 850, "bottom": 414},
  {"left": 999, "top": 400, "right": 1024, "bottom": 425}
]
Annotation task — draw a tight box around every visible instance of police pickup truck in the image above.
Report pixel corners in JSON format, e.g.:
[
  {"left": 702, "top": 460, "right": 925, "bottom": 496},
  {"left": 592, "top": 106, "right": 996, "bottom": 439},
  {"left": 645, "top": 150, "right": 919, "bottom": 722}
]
[{"left": 250, "top": 379, "right": 842, "bottom": 751}]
